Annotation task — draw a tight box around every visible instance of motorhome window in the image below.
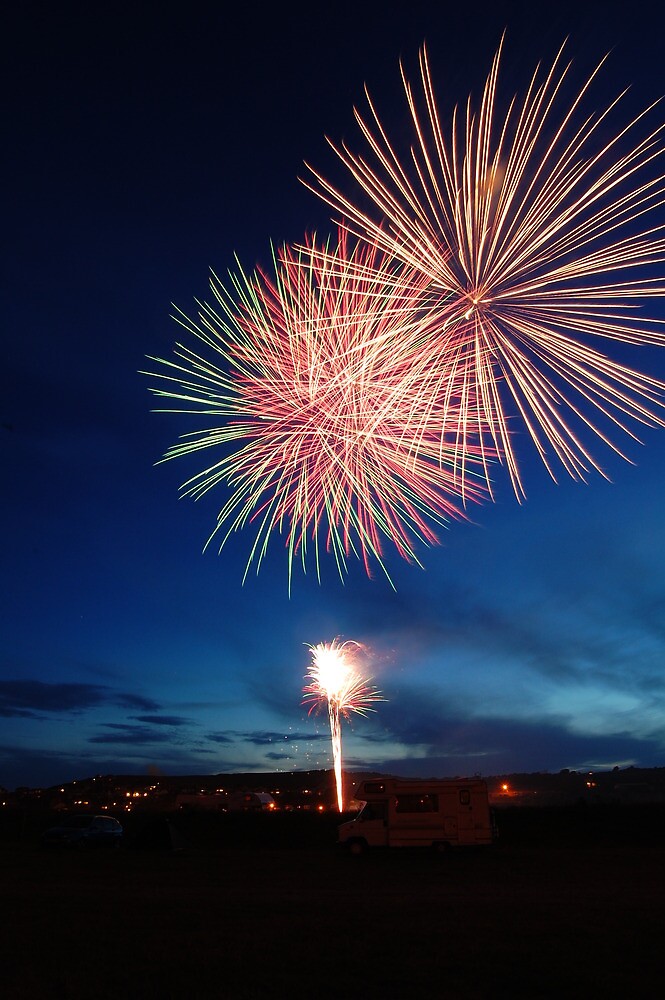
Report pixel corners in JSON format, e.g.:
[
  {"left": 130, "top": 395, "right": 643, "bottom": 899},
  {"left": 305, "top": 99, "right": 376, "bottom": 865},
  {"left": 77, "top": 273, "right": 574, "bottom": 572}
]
[
  {"left": 395, "top": 794, "right": 438, "bottom": 813},
  {"left": 459, "top": 789, "right": 471, "bottom": 805},
  {"left": 363, "top": 782, "right": 386, "bottom": 794}
]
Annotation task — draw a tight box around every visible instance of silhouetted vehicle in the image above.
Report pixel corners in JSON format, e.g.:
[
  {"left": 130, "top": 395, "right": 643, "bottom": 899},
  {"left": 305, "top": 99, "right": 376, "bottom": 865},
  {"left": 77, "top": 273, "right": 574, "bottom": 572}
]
[
  {"left": 41, "top": 814, "right": 123, "bottom": 849},
  {"left": 339, "top": 777, "right": 495, "bottom": 854},
  {"left": 226, "top": 790, "right": 277, "bottom": 811}
]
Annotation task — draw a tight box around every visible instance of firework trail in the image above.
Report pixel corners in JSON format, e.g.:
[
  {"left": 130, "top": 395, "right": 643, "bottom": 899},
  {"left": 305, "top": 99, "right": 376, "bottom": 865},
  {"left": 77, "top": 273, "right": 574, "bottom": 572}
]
[
  {"left": 304, "top": 39, "right": 665, "bottom": 498},
  {"left": 302, "top": 639, "right": 384, "bottom": 811},
  {"left": 145, "top": 230, "right": 489, "bottom": 585}
]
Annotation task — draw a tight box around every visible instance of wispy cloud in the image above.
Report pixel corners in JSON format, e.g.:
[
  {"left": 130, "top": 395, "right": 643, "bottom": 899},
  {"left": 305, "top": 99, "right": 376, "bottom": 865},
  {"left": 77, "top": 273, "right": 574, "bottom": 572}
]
[
  {"left": 0, "top": 680, "right": 157, "bottom": 718},
  {"left": 89, "top": 724, "right": 175, "bottom": 745},
  {"left": 348, "top": 685, "right": 665, "bottom": 776},
  {"left": 131, "top": 714, "right": 192, "bottom": 726},
  {"left": 232, "top": 729, "right": 327, "bottom": 746}
]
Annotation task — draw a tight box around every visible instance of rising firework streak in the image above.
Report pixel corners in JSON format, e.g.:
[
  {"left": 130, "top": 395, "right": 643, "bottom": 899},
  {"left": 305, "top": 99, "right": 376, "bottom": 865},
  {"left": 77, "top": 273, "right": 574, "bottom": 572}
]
[{"left": 302, "top": 639, "right": 384, "bottom": 811}]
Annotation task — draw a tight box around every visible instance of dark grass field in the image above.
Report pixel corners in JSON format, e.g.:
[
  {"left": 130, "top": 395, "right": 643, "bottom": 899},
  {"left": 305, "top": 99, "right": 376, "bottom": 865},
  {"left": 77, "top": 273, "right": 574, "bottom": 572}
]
[{"left": 1, "top": 805, "right": 664, "bottom": 999}]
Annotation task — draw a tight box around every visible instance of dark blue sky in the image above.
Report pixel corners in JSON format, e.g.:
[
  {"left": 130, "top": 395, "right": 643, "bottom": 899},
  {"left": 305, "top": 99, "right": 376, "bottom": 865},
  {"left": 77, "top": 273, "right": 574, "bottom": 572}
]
[{"left": 3, "top": 0, "right": 665, "bottom": 790}]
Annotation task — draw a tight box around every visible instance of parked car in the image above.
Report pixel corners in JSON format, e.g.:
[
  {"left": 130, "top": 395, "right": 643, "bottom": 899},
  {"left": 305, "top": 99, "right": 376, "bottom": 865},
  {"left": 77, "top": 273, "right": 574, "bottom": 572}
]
[{"left": 41, "top": 814, "right": 123, "bottom": 849}]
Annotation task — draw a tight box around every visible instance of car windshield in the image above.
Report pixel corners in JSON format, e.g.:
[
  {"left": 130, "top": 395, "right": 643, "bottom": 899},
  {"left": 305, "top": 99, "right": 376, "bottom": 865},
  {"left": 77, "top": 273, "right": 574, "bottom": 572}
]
[{"left": 59, "top": 816, "right": 95, "bottom": 828}]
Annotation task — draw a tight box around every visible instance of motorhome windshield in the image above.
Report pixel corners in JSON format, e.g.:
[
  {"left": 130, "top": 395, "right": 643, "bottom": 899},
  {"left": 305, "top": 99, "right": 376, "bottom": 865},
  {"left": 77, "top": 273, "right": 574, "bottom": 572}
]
[{"left": 357, "top": 800, "right": 388, "bottom": 822}]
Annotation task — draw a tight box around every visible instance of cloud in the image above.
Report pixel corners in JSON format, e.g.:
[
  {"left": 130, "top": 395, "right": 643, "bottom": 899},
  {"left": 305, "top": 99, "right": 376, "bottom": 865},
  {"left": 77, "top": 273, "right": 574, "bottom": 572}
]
[
  {"left": 89, "top": 724, "right": 175, "bottom": 745},
  {"left": 115, "top": 692, "right": 161, "bottom": 711},
  {"left": 131, "top": 714, "right": 192, "bottom": 726},
  {"left": 321, "top": 528, "right": 665, "bottom": 696},
  {"left": 348, "top": 686, "right": 665, "bottom": 776},
  {"left": 0, "top": 680, "right": 158, "bottom": 718},
  {"left": 240, "top": 731, "right": 290, "bottom": 746},
  {"left": 243, "top": 671, "right": 303, "bottom": 718},
  {"left": 206, "top": 732, "right": 235, "bottom": 744},
  {"left": 358, "top": 723, "right": 665, "bottom": 778},
  {"left": 235, "top": 729, "right": 328, "bottom": 746}
]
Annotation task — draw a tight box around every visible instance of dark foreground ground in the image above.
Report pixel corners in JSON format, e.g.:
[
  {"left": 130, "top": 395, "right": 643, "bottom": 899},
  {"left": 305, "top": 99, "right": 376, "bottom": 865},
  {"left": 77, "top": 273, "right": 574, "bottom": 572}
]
[{"left": 1, "top": 804, "right": 664, "bottom": 999}]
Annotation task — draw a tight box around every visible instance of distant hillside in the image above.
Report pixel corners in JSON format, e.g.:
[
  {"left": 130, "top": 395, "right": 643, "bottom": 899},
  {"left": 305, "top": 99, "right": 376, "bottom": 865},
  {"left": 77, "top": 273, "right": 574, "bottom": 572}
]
[{"left": 7, "top": 764, "right": 665, "bottom": 806}]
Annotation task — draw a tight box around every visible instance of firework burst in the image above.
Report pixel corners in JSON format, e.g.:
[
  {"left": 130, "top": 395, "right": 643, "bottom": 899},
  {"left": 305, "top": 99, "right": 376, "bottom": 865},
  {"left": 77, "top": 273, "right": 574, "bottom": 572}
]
[
  {"left": 144, "top": 231, "right": 489, "bottom": 585},
  {"left": 304, "top": 39, "right": 665, "bottom": 498},
  {"left": 302, "top": 638, "right": 384, "bottom": 811}
]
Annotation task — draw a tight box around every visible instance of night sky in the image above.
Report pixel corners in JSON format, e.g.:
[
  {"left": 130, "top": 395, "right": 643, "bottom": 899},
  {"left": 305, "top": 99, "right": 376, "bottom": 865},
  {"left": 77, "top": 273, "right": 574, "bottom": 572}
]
[{"left": 4, "top": 1, "right": 665, "bottom": 791}]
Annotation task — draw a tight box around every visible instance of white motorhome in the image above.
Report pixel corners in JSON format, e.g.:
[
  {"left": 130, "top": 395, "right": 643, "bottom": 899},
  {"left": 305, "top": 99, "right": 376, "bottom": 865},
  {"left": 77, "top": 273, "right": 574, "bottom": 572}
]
[{"left": 339, "top": 777, "right": 495, "bottom": 853}]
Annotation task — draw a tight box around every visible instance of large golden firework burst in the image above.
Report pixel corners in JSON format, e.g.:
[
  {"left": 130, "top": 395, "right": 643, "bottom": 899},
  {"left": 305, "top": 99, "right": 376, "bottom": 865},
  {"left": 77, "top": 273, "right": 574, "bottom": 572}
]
[{"left": 305, "top": 38, "right": 665, "bottom": 498}]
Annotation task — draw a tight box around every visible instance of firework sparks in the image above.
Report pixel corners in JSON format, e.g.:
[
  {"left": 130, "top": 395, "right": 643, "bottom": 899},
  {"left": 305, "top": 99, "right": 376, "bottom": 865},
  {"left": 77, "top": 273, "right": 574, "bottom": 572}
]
[
  {"left": 144, "top": 231, "right": 489, "bottom": 585},
  {"left": 304, "top": 39, "right": 665, "bottom": 498},
  {"left": 302, "top": 639, "right": 384, "bottom": 811}
]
